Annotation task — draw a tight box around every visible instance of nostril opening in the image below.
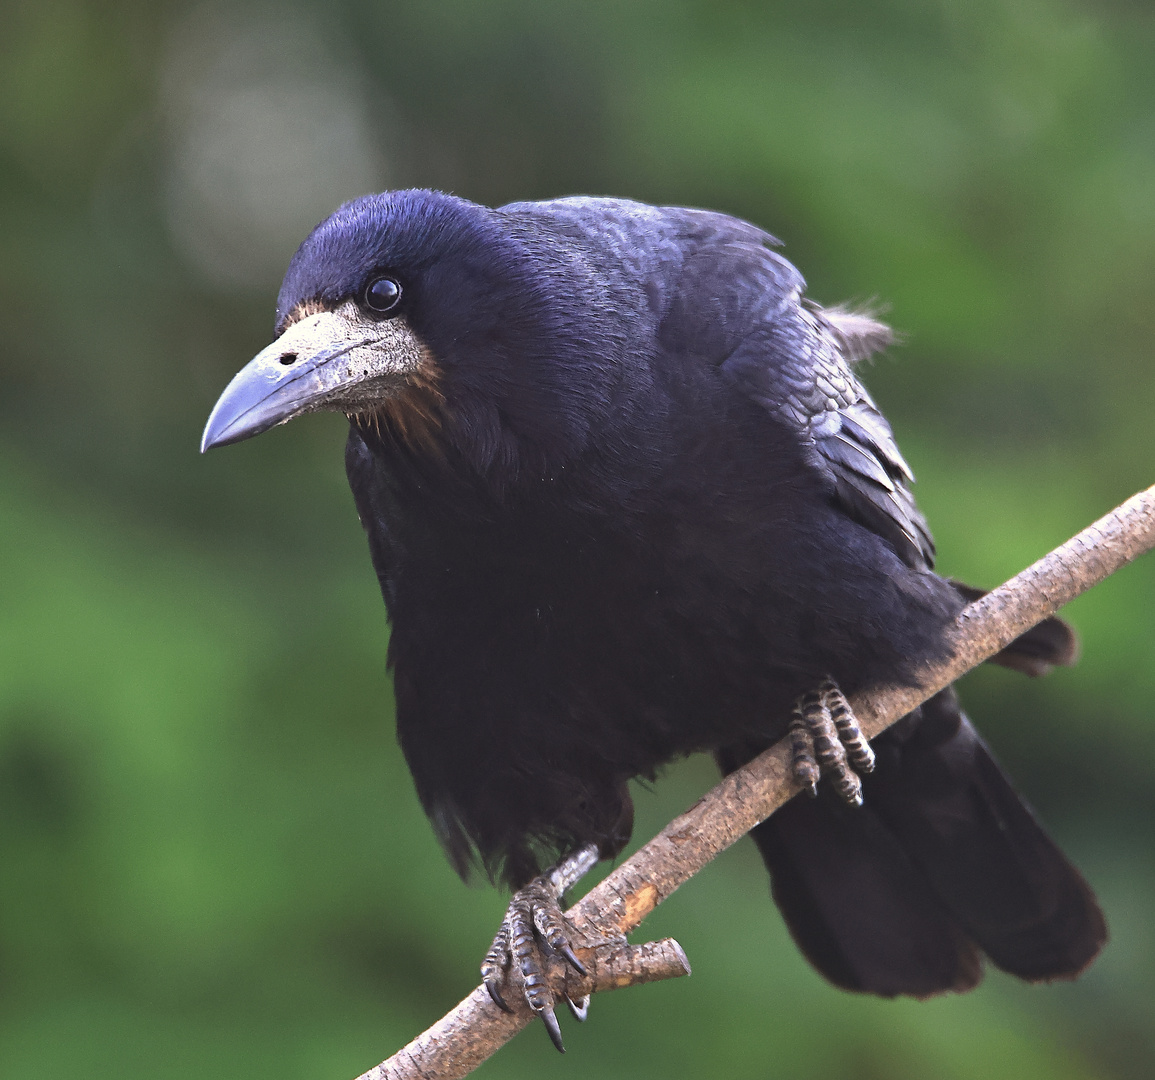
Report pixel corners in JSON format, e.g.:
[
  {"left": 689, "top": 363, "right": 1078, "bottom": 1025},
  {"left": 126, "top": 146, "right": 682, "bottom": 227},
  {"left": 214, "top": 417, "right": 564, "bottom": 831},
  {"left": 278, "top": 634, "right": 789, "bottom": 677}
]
[{"left": 279, "top": 352, "right": 297, "bottom": 366}]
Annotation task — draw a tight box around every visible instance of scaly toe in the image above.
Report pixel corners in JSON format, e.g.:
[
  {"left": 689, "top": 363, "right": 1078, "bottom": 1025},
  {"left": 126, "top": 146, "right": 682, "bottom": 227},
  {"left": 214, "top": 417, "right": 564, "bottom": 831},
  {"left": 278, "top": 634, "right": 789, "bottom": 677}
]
[
  {"left": 820, "top": 677, "right": 875, "bottom": 774},
  {"left": 790, "top": 677, "right": 873, "bottom": 805}
]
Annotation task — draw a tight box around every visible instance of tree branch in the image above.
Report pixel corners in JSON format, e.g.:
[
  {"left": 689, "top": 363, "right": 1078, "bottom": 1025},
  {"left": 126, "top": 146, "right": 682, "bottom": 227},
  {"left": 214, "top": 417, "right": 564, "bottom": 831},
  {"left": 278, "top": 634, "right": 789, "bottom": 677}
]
[{"left": 360, "top": 483, "right": 1155, "bottom": 1080}]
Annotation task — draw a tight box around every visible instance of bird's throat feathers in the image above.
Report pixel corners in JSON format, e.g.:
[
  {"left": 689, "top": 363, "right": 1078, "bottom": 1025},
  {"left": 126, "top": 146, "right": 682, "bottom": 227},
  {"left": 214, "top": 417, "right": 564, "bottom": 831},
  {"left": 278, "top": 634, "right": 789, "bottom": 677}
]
[{"left": 349, "top": 359, "right": 448, "bottom": 456}]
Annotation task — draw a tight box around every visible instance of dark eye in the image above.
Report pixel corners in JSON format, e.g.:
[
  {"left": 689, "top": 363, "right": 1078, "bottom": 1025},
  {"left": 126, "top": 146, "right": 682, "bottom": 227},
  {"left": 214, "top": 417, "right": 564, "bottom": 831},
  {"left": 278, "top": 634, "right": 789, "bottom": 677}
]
[{"left": 364, "top": 275, "right": 402, "bottom": 313}]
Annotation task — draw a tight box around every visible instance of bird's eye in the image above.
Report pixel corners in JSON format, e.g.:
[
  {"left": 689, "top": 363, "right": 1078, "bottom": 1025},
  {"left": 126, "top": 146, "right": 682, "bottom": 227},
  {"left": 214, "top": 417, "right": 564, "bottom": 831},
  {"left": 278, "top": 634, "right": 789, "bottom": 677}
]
[{"left": 364, "top": 276, "right": 402, "bottom": 314}]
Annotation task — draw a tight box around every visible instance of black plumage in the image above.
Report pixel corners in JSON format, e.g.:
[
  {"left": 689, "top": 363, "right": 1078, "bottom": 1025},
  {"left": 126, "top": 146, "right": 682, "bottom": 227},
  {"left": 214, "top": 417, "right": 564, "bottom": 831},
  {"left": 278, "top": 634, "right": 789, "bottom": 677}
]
[{"left": 203, "top": 189, "right": 1105, "bottom": 1006}]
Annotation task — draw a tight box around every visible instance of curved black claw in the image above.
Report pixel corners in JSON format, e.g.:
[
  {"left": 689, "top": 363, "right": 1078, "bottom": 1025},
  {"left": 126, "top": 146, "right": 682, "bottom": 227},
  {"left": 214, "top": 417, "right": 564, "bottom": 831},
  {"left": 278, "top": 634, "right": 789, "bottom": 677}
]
[
  {"left": 484, "top": 977, "right": 513, "bottom": 1014},
  {"left": 479, "top": 846, "right": 599, "bottom": 1053},
  {"left": 559, "top": 942, "right": 588, "bottom": 977},
  {"left": 565, "top": 993, "right": 590, "bottom": 1022},
  {"left": 541, "top": 1006, "right": 566, "bottom": 1053},
  {"left": 789, "top": 676, "right": 875, "bottom": 805}
]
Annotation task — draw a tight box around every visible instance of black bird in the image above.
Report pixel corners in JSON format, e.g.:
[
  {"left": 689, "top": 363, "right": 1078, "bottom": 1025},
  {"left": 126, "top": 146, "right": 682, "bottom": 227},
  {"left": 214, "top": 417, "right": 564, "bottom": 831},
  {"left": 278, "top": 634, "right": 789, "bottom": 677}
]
[{"left": 202, "top": 190, "right": 1105, "bottom": 1050}]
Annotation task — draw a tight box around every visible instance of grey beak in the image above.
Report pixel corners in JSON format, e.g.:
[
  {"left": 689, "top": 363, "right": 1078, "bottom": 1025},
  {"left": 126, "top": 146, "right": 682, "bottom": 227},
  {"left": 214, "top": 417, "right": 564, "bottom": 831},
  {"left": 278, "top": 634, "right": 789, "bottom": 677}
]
[{"left": 201, "top": 304, "right": 427, "bottom": 452}]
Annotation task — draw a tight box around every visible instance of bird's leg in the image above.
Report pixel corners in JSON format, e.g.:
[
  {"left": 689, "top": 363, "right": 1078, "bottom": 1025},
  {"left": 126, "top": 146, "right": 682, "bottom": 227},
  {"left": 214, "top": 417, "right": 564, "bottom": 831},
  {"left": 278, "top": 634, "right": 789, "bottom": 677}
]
[
  {"left": 789, "top": 676, "right": 876, "bottom": 805},
  {"left": 481, "top": 843, "right": 600, "bottom": 1052}
]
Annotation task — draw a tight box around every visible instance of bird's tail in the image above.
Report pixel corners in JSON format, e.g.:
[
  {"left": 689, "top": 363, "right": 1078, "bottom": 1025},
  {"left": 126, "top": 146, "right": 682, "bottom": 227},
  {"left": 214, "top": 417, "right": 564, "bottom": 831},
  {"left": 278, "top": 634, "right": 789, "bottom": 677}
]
[{"left": 718, "top": 686, "right": 1106, "bottom": 997}]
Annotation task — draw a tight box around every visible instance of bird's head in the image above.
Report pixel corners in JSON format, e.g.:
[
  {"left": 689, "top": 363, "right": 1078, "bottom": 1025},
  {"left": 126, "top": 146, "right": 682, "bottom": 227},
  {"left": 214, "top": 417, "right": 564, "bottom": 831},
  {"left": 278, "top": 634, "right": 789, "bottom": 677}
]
[{"left": 202, "top": 189, "right": 643, "bottom": 478}]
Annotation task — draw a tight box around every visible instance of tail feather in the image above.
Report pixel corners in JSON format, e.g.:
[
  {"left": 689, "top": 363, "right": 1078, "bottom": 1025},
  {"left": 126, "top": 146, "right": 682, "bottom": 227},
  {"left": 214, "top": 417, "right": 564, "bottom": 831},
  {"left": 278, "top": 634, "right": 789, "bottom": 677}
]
[
  {"left": 748, "top": 781, "right": 982, "bottom": 997},
  {"left": 719, "top": 688, "right": 1106, "bottom": 997},
  {"left": 865, "top": 690, "right": 1106, "bottom": 981}
]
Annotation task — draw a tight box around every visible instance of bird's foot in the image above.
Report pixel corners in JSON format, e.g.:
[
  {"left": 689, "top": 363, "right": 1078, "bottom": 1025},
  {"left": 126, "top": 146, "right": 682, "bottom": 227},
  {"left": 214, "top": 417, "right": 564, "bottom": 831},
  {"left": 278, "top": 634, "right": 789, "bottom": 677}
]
[
  {"left": 481, "top": 844, "right": 599, "bottom": 1052},
  {"left": 789, "top": 676, "right": 875, "bottom": 805}
]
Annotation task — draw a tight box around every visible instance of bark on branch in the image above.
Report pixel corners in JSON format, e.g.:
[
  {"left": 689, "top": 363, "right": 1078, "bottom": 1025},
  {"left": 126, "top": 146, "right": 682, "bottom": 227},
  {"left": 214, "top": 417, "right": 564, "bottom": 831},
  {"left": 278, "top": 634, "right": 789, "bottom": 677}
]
[{"left": 360, "top": 483, "right": 1155, "bottom": 1080}]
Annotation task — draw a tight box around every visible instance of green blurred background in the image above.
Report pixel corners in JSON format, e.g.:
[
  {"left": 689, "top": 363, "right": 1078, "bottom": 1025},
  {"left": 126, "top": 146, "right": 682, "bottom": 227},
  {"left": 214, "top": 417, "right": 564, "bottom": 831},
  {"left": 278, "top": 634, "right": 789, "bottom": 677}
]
[{"left": 2, "top": 0, "right": 1153, "bottom": 1076}]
